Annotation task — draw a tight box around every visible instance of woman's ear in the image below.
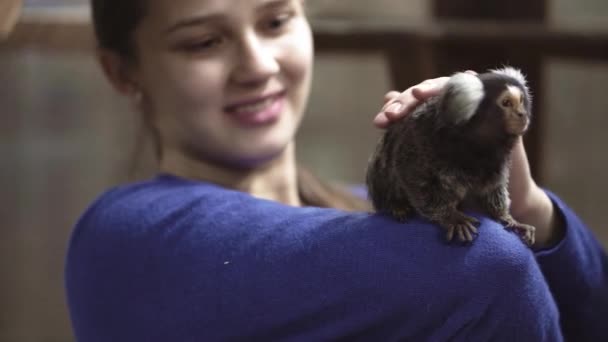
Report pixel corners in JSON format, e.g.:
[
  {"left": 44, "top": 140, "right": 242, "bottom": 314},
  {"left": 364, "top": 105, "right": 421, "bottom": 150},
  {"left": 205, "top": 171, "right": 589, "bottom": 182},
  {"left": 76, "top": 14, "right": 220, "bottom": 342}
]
[
  {"left": 97, "top": 48, "right": 141, "bottom": 98},
  {"left": 0, "top": 0, "right": 22, "bottom": 39}
]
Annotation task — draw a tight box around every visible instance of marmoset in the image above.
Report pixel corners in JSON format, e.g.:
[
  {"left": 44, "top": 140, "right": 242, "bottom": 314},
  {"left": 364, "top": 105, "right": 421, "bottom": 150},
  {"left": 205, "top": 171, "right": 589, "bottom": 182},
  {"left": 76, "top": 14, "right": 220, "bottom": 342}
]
[{"left": 366, "top": 67, "right": 535, "bottom": 246}]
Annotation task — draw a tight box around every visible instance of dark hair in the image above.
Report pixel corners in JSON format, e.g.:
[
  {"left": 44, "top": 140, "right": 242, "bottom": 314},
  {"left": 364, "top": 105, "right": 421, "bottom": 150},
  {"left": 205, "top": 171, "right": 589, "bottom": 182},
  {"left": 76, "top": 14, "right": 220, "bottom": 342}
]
[
  {"left": 91, "top": 0, "right": 146, "bottom": 58},
  {"left": 90, "top": 0, "right": 371, "bottom": 212}
]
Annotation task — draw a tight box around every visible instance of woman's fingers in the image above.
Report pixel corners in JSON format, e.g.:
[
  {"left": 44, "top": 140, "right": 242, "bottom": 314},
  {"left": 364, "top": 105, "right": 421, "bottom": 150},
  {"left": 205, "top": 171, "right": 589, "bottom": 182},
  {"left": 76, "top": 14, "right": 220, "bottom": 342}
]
[
  {"left": 374, "top": 94, "right": 416, "bottom": 128},
  {"left": 383, "top": 91, "right": 401, "bottom": 104},
  {"left": 373, "top": 113, "right": 391, "bottom": 128},
  {"left": 375, "top": 92, "right": 403, "bottom": 128},
  {"left": 374, "top": 77, "right": 451, "bottom": 129},
  {"left": 411, "top": 77, "right": 450, "bottom": 101}
]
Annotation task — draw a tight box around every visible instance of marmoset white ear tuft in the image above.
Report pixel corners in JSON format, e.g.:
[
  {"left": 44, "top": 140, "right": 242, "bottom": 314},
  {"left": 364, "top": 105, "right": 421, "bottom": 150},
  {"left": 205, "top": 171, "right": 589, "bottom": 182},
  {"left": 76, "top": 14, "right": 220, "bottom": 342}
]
[
  {"left": 439, "top": 72, "right": 484, "bottom": 125},
  {"left": 490, "top": 66, "right": 528, "bottom": 87}
]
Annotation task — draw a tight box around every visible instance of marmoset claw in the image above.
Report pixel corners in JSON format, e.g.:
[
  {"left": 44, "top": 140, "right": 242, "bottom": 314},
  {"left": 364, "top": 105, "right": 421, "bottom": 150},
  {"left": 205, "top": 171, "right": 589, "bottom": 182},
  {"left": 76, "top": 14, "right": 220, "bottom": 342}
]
[
  {"left": 505, "top": 223, "right": 536, "bottom": 246},
  {"left": 445, "top": 216, "right": 479, "bottom": 243},
  {"left": 391, "top": 209, "right": 411, "bottom": 222}
]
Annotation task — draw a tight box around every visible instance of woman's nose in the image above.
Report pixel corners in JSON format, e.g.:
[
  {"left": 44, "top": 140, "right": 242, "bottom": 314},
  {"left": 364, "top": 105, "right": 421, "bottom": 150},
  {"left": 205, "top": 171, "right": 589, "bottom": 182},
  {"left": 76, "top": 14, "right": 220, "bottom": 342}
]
[{"left": 231, "top": 33, "right": 280, "bottom": 86}]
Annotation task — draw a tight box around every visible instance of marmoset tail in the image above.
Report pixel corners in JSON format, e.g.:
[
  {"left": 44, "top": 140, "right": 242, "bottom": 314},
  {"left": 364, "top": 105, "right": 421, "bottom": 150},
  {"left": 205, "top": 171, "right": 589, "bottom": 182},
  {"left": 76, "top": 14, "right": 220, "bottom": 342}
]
[{"left": 366, "top": 67, "right": 535, "bottom": 246}]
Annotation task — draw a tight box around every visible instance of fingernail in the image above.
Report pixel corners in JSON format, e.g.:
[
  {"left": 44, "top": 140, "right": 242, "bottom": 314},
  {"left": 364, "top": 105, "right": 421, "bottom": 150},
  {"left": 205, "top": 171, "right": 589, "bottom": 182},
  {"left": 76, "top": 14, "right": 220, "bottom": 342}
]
[
  {"left": 386, "top": 102, "right": 402, "bottom": 113},
  {"left": 373, "top": 114, "right": 389, "bottom": 127},
  {"left": 414, "top": 84, "right": 432, "bottom": 94}
]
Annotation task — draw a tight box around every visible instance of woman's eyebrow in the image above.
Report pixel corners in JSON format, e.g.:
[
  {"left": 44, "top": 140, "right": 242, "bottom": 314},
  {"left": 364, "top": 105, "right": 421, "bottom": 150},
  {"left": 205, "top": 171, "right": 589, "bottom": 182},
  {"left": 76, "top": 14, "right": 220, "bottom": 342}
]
[
  {"left": 164, "top": 0, "right": 293, "bottom": 34},
  {"left": 164, "top": 14, "right": 223, "bottom": 34},
  {"left": 257, "top": 0, "right": 292, "bottom": 11}
]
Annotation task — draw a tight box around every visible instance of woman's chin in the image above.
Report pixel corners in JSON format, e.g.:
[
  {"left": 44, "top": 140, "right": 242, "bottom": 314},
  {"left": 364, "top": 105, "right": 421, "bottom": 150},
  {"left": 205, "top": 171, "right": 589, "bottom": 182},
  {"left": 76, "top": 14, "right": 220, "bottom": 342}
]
[
  {"left": 209, "top": 143, "right": 287, "bottom": 170},
  {"left": 227, "top": 130, "right": 296, "bottom": 169}
]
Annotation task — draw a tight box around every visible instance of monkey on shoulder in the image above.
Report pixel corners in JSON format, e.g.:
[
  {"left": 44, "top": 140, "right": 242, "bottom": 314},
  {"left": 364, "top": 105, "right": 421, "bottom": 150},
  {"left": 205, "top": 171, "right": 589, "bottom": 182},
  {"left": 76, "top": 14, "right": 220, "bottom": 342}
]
[{"left": 366, "top": 67, "right": 535, "bottom": 246}]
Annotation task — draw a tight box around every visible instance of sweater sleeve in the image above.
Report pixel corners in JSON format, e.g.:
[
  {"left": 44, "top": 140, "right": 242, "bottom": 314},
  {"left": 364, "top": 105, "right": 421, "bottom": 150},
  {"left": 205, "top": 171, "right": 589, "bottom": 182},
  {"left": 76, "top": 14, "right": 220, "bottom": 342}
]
[
  {"left": 65, "top": 180, "right": 567, "bottom": 341},
  {"left": 534, "top": 191, "right": 608, "bottom": 341}
]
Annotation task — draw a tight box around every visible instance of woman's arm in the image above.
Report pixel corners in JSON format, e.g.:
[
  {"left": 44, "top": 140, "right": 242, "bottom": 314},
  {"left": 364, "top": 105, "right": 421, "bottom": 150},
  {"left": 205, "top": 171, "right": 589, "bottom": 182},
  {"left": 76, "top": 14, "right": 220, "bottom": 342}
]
[
  {"left": 66, "top": 178, "right": 565, "bottom": 341},
  {"left": 534, "top": 192, "right": 608, "bottom": 341}
]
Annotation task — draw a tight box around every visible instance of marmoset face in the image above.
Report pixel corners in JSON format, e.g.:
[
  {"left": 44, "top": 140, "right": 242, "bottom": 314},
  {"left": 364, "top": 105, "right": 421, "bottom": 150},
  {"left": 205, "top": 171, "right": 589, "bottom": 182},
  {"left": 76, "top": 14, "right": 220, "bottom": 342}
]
[{"left": 495, "top": 85, "right": 529, "bottom": 135}]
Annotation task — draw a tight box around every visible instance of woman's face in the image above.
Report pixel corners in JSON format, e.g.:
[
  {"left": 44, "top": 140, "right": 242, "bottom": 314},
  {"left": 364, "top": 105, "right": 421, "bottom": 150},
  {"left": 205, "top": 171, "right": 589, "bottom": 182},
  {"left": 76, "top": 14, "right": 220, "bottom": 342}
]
[{"left": 130, "top": 0, "right": 313, "bottom": 168}]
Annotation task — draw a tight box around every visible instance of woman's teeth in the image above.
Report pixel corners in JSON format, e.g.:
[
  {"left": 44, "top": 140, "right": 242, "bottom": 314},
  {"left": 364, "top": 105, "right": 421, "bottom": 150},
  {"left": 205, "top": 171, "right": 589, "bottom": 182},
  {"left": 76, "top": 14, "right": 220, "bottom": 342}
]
[{"left": 231, "top": 98, "right": 274, "bottom": 113}]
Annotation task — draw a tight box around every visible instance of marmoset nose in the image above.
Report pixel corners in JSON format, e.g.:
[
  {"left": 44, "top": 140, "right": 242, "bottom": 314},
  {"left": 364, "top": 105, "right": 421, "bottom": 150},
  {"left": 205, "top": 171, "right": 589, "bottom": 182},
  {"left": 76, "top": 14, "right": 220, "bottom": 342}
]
[{"left": 232, "top": 33, "right": 280, "bottom": 86}]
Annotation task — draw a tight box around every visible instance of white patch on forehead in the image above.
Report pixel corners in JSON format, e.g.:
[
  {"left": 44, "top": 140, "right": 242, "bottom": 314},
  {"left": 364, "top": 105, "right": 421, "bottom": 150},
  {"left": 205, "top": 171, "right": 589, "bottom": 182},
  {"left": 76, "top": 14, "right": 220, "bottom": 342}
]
[
  {"left": 490, "top": 67, "right": 527, "bottom": 87},
  {"left": 440, "top": 72, "right": 485, "bottom": 124},
  {"left": 506, "top": 85, "right": 522, "bottom": 99}
]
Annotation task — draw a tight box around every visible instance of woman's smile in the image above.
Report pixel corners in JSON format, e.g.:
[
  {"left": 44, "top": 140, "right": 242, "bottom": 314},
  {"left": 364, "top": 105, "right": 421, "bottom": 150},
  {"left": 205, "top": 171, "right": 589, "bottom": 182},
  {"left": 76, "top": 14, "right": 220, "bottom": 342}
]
[{"left": 224, "top": 90, "right": 287, "bottom": 127}]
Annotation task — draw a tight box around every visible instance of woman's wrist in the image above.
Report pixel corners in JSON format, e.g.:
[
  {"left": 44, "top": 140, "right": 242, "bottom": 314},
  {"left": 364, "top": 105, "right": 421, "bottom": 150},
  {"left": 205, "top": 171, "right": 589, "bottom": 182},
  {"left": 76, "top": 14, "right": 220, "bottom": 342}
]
[{"left": 512, "top": 186, "right": 565, "bottom": 250}]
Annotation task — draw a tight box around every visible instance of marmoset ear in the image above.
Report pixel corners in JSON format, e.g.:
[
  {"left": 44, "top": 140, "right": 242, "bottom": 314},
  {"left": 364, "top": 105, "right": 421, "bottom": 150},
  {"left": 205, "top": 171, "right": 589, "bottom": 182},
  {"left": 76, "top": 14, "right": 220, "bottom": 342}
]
[{"left": 438, "top": 72, "right": 485, "bottom": 125}]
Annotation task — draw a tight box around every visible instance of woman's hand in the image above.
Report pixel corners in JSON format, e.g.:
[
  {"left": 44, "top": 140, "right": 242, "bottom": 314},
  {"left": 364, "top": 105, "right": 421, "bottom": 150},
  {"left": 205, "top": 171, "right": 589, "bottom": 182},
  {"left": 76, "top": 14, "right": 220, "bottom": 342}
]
[
  {"left": 507, "top": 138, "right": 564, "bottom": 249},
  {"left": 373, "top": 77, "right": 450, "bottom": 129},
  {"left": 374, "top": 75, "right": 565, "bottom": 249}
]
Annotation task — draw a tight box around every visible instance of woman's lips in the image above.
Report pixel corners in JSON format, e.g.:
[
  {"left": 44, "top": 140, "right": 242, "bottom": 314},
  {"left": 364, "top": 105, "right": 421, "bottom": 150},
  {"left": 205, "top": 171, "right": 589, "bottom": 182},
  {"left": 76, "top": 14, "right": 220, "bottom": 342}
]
[{"left": 225, "top": 92, "right": 285, "bottom": 127}]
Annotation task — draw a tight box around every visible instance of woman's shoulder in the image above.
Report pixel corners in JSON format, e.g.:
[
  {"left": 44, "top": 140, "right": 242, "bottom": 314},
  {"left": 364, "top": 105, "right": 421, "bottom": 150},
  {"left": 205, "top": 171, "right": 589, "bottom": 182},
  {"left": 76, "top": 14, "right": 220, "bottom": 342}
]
[
  {"left": 70, "top": 174, "right": 537, "bottom": 270},
  {"left": 71, "top": 174, "right": 246, "bottom": 232}
]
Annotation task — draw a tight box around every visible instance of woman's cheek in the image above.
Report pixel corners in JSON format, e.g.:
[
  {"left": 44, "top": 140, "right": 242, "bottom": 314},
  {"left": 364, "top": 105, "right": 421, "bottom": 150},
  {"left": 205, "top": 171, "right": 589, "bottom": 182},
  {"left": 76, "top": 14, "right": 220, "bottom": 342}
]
[
  {"left": 176, "top": 59, "right": 227, "bottom": 107},
  {"left": 282, "top": 24, "right": 314, "bottom": 110},
  {"left": 291, "top": 21, "right": 314, "bottom": 77}
]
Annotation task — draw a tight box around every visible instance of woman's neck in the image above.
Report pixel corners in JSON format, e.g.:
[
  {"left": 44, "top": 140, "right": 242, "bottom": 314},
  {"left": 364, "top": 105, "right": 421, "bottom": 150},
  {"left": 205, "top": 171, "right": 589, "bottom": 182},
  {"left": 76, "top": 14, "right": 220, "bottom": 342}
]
[{"left": 159, "top": 144, "right": 302, "bottom": 206}]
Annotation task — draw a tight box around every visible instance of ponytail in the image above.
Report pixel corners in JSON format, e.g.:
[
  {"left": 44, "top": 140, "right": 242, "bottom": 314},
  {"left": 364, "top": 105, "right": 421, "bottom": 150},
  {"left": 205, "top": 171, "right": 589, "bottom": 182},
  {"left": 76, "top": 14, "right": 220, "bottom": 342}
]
[{"left": 297, "top": 166, "right": 372, "bottom": 211}]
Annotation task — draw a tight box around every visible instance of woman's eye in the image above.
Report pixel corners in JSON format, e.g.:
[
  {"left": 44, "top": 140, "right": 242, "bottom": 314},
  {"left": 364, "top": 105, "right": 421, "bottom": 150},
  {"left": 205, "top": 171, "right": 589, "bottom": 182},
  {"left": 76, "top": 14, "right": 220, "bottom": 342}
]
[
  {"left": 182, "top": 37, "right": 223, "bottom": 52},
  {"left": 264, "top": 13, "right": 293, "bottom": 31}
]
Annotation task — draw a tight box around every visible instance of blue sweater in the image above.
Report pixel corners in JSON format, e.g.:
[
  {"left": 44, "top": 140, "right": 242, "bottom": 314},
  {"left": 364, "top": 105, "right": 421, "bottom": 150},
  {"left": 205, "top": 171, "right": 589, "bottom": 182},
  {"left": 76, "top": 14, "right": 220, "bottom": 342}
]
[{"left": 65, "top": 174, "right": 608, "bottom": 341}]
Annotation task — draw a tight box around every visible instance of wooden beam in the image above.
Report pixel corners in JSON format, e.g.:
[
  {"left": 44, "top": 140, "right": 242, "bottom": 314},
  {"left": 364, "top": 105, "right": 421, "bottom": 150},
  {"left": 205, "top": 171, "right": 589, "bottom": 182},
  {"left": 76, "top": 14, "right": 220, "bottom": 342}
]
[
  {"left": 433, "top": 0, "right": 547, "bottom": 21},
  {"left": 312, "top": 19, "right": 608, "bottom": 62},
  {"left": 3, "top": 10, "right": 607, "bottom": 62}
]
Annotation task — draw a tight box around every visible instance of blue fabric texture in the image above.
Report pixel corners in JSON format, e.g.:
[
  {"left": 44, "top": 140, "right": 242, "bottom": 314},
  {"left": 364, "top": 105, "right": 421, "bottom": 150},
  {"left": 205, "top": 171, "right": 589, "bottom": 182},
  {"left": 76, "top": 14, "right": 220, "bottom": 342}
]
[{"left": 65, "top": 174, "right": 607, "bottom": 341}]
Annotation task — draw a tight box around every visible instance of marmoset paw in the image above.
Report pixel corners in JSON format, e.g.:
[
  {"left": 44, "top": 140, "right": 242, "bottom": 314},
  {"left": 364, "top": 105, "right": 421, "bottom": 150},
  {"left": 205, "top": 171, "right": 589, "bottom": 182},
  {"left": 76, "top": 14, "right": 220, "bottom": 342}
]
[
  {"left": 390, "top": 209, "right": 412, "bottom": 222},
  {"left": 444, "top": 216, "right": 479, "bottom": 243},
  {"left": 505, "top": 222, "right": 536, "bottom": 247}
]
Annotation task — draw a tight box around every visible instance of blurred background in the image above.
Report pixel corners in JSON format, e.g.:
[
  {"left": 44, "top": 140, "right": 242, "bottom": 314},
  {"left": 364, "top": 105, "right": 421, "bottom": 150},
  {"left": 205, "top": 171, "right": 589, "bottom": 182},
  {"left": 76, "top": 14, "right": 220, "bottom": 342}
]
[{"left": 1, "top": 0, "right": 607, "bottom": 341}]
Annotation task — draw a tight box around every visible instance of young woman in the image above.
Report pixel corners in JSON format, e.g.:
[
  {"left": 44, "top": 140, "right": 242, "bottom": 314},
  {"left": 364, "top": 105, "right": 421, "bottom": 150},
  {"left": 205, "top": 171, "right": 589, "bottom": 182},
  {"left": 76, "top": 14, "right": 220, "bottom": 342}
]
[{"left": 65, "top": 0, "right": 608, "bottom": 340}]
